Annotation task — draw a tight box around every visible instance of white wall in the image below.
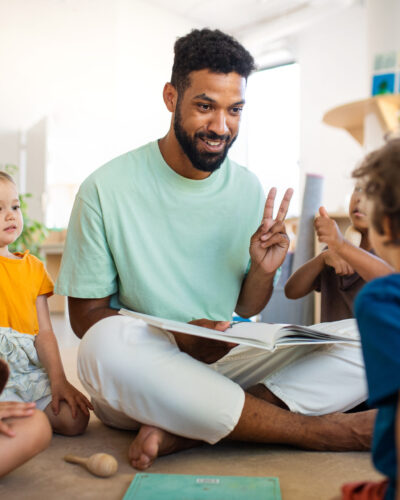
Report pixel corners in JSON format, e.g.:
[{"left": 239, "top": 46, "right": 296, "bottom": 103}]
[
  {"left": 292, "top": 2, "right": 368, "bottom": 213},
  {"left": 0, "top": 133, "right": 20, "bottom": 170},
  {"left": 46, "top": 0, "right": 194, "bottom": 187},
  {"left": 0, "top": 0, "right": 195, "bottom": 226},
  {"left": 0, "top": 0, "right": 373, "bottom": 221}
]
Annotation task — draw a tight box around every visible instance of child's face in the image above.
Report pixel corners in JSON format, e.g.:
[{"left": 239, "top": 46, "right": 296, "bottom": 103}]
[
  {"left": 0, "top": 181, "right": 23, "bottom": 249},
  {"left": 349, "top": 182, "right": 368, "bottom": 232}
]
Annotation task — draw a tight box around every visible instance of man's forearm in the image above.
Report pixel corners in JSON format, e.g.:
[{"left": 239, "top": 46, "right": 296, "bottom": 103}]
[
  {"left": 68, "top": 297, "right": 118, "bottom": 338},
  {"left": 235, "top": 265, "right": 275, "bottom": 318}
]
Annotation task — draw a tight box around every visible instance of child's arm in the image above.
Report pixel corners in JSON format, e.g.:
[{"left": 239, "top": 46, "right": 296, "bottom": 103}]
[
  {"left": 34, "top": 295, "right": 93, "bottom": 418},
  {"left": 284, "top": 253, "right": 325, "bottom": 299},
  {"left": 315, "top": 207, "right": 393, "bottom": 281},
  {"left": 284, "top": 250, "right": 353, "bottom": 299}
]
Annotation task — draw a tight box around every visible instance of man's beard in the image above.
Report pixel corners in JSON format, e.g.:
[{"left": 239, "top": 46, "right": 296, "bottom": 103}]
[{"left": 173, "top": 103, "right": 237, "bottom": 173}]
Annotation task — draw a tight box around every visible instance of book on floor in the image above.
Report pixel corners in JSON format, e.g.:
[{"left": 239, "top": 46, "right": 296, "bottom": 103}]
[
  {"left": 122, "top": 473, "right": 282, "bottom": 500},
  {"left": 119, "top": 309, "right": 360, "bottom": 352}
]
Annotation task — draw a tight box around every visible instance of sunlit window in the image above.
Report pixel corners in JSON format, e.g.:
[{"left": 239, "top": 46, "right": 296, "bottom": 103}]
[{"left": 230, "top": 63, "right": 300, "bottom": 217}]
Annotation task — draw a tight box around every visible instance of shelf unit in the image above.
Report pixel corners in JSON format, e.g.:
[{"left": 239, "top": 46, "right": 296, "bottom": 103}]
[{"left": 323, "top": 94, "right": 400, "bottom": 145}]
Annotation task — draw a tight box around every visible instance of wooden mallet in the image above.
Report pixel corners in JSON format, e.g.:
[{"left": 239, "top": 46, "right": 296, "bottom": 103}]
[{"left": 64, "top": 453, "right": 118, "bottom": 477}]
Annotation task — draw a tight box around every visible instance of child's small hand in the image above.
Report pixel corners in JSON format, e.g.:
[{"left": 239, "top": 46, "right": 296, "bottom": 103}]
[
  {"left": 0, "top": 401, "right": 36, "bottom": 437},
  {"left": 314, "top": 206, "right": 344, "bottom": 251},
  {"left": 51, "top": 379, "right": 93, "bottom": 418},
  {"left": 323, "top": 250, "right": 354, "bottom": 276}
]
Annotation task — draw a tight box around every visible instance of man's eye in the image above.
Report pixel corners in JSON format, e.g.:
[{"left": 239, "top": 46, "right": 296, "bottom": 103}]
[
  {"left": 198, "top": 103, "right": 210, "bottom": 111},
  {"left": 231, "top": 107, "right": 243, "bottom": 115}
]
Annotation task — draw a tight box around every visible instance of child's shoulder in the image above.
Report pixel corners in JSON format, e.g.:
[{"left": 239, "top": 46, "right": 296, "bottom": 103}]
[
  {"left": 364, "top": 273, "right": 400, "bottom": 293},
  {"left": 23, "top": 252, "right": 46, "bottom": 271},
  {"left": 357, "top": 273, "right": 400, "bottom": 307}
]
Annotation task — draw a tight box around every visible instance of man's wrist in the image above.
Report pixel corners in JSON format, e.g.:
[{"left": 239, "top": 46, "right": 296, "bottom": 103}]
[{"left": 248, "top": 262, "right": 276, "bottom": 280}]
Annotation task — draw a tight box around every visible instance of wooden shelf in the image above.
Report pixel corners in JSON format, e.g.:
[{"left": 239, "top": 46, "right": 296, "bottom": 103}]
[
  {"left": 323, "top": 94, "right": 400, "bottom": 145},
  {"left": 41, "top": 231, "right": 66, "bottom": 314}
]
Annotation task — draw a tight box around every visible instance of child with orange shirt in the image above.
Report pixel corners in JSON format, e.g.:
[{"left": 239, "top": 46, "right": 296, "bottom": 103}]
[{"left": 0, "top": 171, "right": 92, "bottom": 436}]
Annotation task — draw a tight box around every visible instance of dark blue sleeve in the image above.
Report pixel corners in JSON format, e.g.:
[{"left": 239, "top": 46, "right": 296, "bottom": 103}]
[{"left": 354, "top": 276, "right": 400, "bottom": 406}]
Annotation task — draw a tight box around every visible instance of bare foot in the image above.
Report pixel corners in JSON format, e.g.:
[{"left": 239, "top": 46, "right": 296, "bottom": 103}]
[
  {"left": 309, "top": 410, "right": 376, "bottom": 451},
  {"left": 128, "top": 425, "right": 199, "bottom": 470}
]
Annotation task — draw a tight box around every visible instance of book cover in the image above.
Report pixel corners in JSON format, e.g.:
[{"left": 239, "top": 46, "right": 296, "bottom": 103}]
[{"left": 123, "top": 473, "right": 282, "bottom": 500}]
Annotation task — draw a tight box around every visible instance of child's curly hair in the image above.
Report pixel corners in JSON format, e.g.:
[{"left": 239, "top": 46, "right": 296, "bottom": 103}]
[{"left": 352, "top": 138, "right": 400, "bottom": 245}]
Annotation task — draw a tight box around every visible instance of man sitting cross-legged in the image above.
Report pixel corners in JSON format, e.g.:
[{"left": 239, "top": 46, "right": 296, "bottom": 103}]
[{"left": 55, "top": 28, "right": 374, "bottom": 470}]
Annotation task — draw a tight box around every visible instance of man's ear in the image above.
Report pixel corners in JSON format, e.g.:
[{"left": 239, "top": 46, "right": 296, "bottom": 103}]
[{"left": 163, "top": 83, "right": 178, "bottom": 112}]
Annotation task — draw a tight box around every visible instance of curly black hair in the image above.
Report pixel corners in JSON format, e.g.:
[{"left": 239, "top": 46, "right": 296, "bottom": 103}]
[
  {"left": 171, "top": 28, "right": 256, "bottom": 95},
  {"left": 352, "top": 138, "right": 400, "bottom": 245}
]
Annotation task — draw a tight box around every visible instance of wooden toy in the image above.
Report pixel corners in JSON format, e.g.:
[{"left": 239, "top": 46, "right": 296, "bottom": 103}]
[{"left": 64, "top": 453, "right": 118, "bottom": 477}]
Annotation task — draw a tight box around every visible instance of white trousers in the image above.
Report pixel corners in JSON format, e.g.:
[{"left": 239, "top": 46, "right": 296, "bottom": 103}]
[{"left": 78, "top": 316, "right": 367, "bottom": 444}]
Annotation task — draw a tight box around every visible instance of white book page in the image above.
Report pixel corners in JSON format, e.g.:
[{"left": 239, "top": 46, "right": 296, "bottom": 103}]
[
  {"left": 119, "top": 310, "right": 360, "bottom": 351},
  {"left": 230, "top": 322, "right": 289, "bottom": 344},
  {"left": 119, "top": 309, "right": 281, "bottom": 349}
]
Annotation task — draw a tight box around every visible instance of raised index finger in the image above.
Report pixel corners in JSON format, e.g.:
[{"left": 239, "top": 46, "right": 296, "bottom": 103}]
[
  {"left": 262, "top": 187, "right": 277, "bottom": 221},
  {"left": 275, "top": 188, "right": 294, "bottom": 222}
]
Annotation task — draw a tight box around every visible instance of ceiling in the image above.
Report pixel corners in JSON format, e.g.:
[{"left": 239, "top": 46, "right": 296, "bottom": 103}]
[
  {"left": 0, "top": 0, "right": 358, "bottom": 135},
  {"left": 146, "top": 0, "right": 357, "bottom": 37},
  {"left": 146, "top": 0, "right": 359, "bottom": 64}
]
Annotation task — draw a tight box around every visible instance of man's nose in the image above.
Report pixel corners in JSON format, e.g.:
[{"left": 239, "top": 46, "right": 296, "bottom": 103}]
[{"left": 208, "top": 111, "right": 228, "bottom": 136}]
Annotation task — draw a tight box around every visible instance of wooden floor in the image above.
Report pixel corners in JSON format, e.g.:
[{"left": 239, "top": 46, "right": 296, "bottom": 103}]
[{"left": 0, "top": 314, "right": 383, "bottom": 500}]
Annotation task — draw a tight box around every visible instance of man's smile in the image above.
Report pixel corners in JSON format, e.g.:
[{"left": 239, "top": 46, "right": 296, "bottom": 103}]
[{"left": 199, "top": 136, "right": 226, "bottom": 153}]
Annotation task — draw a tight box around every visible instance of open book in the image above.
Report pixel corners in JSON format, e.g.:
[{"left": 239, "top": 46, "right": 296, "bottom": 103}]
[{"left": 119, "top": 309, "right": 360, "bottom": 352}]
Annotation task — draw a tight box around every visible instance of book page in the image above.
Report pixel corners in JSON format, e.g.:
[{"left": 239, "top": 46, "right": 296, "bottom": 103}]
[
  {"left": 230, "top": 322, "right": 289, "bottom": 344},
  {"left": 119, "top": 309, "right": 281, "bottom": 349},
  {"left": 119, "top": 310, "right": 360, "bottom": 351}
]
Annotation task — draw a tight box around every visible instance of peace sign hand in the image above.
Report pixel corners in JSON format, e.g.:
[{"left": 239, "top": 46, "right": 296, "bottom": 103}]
[{"left": 249, "top": 187, "right": 293, "bottom": 274}]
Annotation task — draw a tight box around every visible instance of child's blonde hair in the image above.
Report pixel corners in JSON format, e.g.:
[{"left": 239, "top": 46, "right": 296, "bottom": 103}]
[
  {"left": 352, "top": 138, "right": 400, "bottom": 246},
  {"left": 0, "top": 171, "right": 16, "bottom": 185}
]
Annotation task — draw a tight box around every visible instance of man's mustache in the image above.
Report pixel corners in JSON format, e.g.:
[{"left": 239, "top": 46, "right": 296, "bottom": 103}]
[{"left": 196, "top": 131, "right": 231, "bottom": 142}]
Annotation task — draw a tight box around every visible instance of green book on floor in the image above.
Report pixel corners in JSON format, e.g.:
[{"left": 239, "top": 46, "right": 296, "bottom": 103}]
[{"left": 123, "top": 473, "right": 281, "bottom": 500}]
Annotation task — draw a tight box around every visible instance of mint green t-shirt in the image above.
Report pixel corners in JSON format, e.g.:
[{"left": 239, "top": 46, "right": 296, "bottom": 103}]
[{"left": 55, "top": 141, "right": 265, "bottom": 322}]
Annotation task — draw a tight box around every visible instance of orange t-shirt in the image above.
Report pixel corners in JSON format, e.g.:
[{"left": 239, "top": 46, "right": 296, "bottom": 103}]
[{"left": 0, "top": 251, "right": 54, "bottom": 335}]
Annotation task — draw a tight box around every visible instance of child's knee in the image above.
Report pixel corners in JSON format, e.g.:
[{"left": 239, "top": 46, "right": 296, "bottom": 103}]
[{"left": 29, "top": 410, "right": 52, "bottom": 450}]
